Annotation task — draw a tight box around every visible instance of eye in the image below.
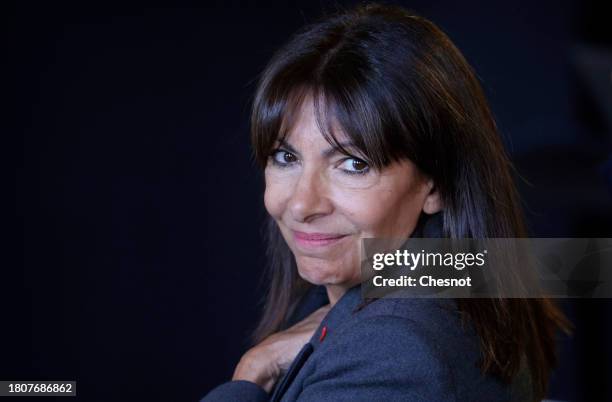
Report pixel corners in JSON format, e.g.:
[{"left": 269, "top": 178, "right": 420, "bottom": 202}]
[
  {"left": 338, "top": 157, "right": 370, "bottom": 175},
  {"left": 270, "top": 149, "right": 298, "bottom": 166}
]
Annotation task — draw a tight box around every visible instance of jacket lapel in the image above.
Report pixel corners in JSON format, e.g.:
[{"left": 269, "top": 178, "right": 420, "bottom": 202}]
[
  {"left": 269, "top": 285, "right": 363, "bottom": 401},
  {"left": 269, "top": 342, "right": 314, "bottom": 402}
]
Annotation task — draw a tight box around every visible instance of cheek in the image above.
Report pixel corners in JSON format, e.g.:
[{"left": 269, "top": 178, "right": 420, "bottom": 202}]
[
  {"left": 331, "top": 190, "right": 385, "bottom": 227},
  {"left": 263, "top": 171, "right": 290, "bottom": 218},
  {"left": 334, "top": 187, "right": 424, "bottom": 237},
  {"left": 263, "top": 183, "right": 280, "bottom": 218}
]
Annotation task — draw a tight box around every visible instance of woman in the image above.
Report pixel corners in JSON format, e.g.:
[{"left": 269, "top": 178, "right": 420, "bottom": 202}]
[{"left": 202, "top": 4, "right": 570, "bottom": 401}]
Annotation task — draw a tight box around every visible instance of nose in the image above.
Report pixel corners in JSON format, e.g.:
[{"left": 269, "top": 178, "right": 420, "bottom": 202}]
[{"left": 287, "top": 166, "right": 333, "bottom": 223}]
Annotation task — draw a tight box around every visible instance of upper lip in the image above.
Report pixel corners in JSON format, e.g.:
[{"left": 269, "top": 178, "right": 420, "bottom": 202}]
[{"left": 292, "top": 230, "right": 348, "bottom": 241}]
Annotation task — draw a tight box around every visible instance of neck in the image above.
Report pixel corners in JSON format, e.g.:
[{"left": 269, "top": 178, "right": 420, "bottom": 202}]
[
  {"left": 325, "top": 280, "right": 361, "bottom": 306},
  {"left": 325, "top": 284, "right": 346, "bottom": 307}
]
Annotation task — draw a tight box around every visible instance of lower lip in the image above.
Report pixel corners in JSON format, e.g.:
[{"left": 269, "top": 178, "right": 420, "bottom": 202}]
[{"left": 292, "top": 232, "right": 349, "bottom": 248}]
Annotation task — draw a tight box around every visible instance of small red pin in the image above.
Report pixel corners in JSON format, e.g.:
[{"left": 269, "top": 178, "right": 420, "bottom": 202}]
[{"left": 319, "top": 326, "right": 328, "bottom": 342}]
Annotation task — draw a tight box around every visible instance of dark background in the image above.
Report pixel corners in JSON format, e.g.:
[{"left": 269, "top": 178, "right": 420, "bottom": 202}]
[{"left": 9, "top": 0, "right": 612, "bottom": 401}]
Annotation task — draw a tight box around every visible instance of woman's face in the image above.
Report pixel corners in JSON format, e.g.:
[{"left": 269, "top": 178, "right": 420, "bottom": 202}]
[{"left": 264, "top": 96, "right": 441, "bottom": 294}]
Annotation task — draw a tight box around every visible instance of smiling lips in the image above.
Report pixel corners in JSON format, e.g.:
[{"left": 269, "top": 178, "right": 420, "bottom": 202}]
[{"left": 292, "top": 230, "right": 349, "bottom": 248}]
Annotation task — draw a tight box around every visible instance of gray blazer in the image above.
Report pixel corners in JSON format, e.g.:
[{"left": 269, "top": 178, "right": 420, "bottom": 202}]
[{"left": 200, "top": 284, "right": 534, "bottom": 402}]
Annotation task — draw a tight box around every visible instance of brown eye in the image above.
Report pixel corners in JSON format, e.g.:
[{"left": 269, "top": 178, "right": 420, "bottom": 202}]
[
  {"left": 352, "top": 159, "right": 367, "bottom": 171},
  {"left": 271, "top": 150, "right": 298, "bottom": 166},
  {"left": 339, "top": 157, "right": 370, "bottom": 175},
  {"left": 283, "top": 152, "right": 297, "bottom": 163}
]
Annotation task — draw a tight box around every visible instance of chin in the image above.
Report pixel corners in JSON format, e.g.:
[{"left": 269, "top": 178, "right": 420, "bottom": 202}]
[{"left": 295, "top": 258, "right": 343, "bottom": 286}]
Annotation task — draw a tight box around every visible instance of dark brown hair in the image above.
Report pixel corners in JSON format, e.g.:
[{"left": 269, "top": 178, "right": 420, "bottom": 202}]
[{"left": 249, "top": 3, "right": 571, "bottom": 400}]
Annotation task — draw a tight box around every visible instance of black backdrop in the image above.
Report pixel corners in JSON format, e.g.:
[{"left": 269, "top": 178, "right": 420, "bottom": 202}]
[{"left": 10, "top": 1, "right": 612, "bottom": 401}]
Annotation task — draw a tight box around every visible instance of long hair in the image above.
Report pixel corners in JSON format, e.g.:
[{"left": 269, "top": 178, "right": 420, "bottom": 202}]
[{"left": 248, "top": 4, "right": 570, "bottom": 400}]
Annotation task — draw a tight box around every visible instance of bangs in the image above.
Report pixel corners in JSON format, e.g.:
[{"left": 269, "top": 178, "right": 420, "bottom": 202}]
[{"left": 250, "top": 78, "right": 412, "bottom": 170}]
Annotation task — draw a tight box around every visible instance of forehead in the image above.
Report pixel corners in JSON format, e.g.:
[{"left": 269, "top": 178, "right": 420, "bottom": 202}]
[{"left": 282, "top": 93, "right": 350, "bottom": 148}]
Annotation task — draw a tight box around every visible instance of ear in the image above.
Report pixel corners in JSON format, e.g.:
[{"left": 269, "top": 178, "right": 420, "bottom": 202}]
[{"left": 422, "top": 179, "right": 443, "bottom": 214}]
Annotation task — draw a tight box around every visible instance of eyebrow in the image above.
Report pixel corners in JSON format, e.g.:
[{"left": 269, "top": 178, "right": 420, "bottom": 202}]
[{"left": 277, "top": 138, "right": 359, "bottom": 158}]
